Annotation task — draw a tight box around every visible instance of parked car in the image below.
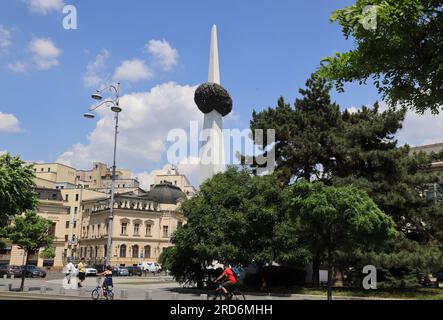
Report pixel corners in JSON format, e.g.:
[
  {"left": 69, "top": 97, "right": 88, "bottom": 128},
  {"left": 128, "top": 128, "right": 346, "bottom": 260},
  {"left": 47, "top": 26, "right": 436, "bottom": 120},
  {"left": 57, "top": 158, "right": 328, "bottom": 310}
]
[
  {"left": 0, "top": 265, "right": 21, "bottom": 278},
  {"left": 112, "top": 266, "right": 129, "bottom": 277},
  {"left": 85, "top": 266, "right": 98, "bottom": 277},
  {"left": 126, "top": 266, "right": 142, "bottom": 277},
  {"left": 138, "top": 262, "right": 162, "bottom": 273},
  {"left": 21, "top": 265, "right": 47, "bottom": 278},
  {"left": 94, "top": 264, "right": 106, "bottom": 273},
  {"left": 119, "top": 267, "right": 129, "bottom": 277}
]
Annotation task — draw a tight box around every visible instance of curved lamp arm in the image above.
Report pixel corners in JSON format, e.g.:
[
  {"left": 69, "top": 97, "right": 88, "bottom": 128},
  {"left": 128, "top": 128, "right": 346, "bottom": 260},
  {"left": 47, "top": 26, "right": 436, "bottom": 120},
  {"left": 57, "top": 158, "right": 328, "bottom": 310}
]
[
  {"left": 95, "top": 83, "right": 120, "bottom": 97},
  {"left": 89, "top": 100, "right": 117, "bottom": 111}
]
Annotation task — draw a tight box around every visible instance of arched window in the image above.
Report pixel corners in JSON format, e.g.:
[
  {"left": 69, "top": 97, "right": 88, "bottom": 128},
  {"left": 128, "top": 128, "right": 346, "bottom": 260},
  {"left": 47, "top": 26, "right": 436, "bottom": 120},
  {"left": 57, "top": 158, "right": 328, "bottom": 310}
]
[
  {"left": 144, "top": 245, "right": 151, "bottom": 259},
  {"left": 120, "top": 245, "right": 127, "bottom": 258},
  {"left": 132, "top": 245, "right": 139, "bottom": 258}
]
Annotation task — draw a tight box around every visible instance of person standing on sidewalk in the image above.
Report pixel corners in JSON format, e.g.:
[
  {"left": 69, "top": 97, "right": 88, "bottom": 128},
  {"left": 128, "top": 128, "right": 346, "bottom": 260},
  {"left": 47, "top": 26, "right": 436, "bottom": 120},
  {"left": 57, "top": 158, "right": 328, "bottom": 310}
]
[{"left": 77, "top": 258, "right": 86, "bottom": 288}]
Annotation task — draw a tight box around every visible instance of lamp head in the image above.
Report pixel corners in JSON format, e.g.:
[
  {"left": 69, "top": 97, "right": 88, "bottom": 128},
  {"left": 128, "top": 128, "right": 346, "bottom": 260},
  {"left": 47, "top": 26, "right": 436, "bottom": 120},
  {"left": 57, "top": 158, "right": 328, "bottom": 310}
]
[
  {"left": 111, "top": 106, "right": 122, "bottom": 113},
  {"left": 91, "top": 93, "right": 103, "bottom": 101},
  {"left": 84, "top": 113, "right": 95, "bottom": 119}
]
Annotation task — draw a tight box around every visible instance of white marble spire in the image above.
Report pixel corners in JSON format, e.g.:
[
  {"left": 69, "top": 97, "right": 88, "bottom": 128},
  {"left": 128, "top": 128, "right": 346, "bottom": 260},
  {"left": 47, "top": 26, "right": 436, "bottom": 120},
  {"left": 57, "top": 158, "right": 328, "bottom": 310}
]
[
  {"left": 200, "top": 25, "right": 226, "bottom": 184},
  {"left": 208, "top": 24, "right": 220, "bottom": 84}
]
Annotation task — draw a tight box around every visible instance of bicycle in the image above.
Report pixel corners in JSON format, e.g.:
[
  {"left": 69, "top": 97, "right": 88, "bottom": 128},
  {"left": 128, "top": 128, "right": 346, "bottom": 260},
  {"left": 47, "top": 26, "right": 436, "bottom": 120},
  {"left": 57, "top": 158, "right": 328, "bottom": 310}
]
[
  {"left": 91, "top": 277, "right": 114, "bottom": 300},
  {"left": 208, "top": 281, "right": 246, "bottom": 300}
]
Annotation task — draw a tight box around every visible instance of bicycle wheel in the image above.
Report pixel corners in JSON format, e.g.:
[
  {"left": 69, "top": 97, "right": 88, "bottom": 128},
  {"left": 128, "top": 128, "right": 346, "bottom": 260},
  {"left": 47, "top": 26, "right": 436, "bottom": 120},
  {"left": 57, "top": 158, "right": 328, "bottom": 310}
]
[
  {"left": 106, "top": 291, "right": 114, "bottom": 301},
  {"left": 91, "top": 289, "right": 100, "bottom": 300},
  {"left": 208, "top": 293, "right": 223, "bottom": 300},
  {"left": 233, "top": 291, "right": 246, "bottom": 300}
]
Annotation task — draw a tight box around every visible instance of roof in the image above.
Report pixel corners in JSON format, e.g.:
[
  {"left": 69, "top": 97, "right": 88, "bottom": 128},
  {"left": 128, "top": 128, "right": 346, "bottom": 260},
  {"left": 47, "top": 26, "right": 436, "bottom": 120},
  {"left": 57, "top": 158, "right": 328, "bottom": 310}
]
[{"left": 143, "top": 182, "right": 187, "bottom": 205}]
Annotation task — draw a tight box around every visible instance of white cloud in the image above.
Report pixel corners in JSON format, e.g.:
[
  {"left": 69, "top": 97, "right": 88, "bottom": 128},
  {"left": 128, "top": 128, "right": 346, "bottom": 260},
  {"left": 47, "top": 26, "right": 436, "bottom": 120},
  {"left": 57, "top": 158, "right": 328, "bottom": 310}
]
[
  {"left": 7, "top": 61, "right": 27, "bottom": 74},
  {"left": 57, "top": 82, "right": 201, "bottom": 173},
  {"left": 25, "top": 0, "right": 64, "bottom": 14},
  {"left": 146, "top": 39, "right": 179, "bottom": 71},
  {"left": 0, "top": 112, "right": 21, "bottom": 133},
  {"left": 83, "top": 49, "right": 110, "bottom": 88},
  {"left": 29, "top": 37, "right": 61, "bottom": 70},
  {"left": 351, "top": 101, "right": 443, "bottom": 147},
  {"left": 0, "top": 25, "right": 12, "bottom": 54},
  {"left": 113, "top": 59, "right": 153, "bottom": 83},
  {"left": 0, "top": 150, "right": 7, "bottom": 155}
]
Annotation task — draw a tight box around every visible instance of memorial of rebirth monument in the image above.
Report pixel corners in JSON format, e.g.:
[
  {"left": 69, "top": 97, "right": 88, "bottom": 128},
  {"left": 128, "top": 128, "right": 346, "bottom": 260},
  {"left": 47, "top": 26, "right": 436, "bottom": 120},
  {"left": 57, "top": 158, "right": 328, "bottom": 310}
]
[{"left": 194, "top": 25, "right": 233, "bottom": 183}]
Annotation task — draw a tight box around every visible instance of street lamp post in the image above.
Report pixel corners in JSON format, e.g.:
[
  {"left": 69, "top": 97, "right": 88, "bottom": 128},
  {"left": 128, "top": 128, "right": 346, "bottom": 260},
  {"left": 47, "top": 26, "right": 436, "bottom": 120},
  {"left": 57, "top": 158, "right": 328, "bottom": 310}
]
[{"left": 84, "top": 83, "right": 122, "bottom": 266}]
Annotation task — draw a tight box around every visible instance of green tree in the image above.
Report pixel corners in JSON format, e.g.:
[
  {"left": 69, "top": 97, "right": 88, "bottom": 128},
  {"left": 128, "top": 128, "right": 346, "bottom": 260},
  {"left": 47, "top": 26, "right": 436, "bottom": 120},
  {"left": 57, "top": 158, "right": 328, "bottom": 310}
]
[
  {"left": 168, "top": 167, "right": 306, "bottom": 289},
  {"left": 287, "top": 182, "right": 398, "bottom": 300},
  {"left": 318, "top": 0, "right": 443, "bottom": 113},
  {"left": 249, "top": 74, "right": 343, "bottom": 186},
  {"left": 0, "top": 153, "right": 37, "bottom": 227},
  {"left": 1, "top": 211, "right": 54, "bottom": 291}
]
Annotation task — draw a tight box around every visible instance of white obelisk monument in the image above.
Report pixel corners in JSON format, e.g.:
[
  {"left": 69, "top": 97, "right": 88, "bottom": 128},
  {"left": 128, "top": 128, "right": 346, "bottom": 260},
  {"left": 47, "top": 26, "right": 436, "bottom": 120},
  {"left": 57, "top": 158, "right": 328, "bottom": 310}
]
[{"left": 199, "top": 25, "right": 227, "bottom": 183}]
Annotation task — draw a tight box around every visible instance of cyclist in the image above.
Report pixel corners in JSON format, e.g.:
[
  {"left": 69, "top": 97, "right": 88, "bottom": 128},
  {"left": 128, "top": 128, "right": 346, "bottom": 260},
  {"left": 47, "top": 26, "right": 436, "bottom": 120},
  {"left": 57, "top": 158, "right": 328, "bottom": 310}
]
[
  {"left": 97, "top": 265, "right": 113, "bottom": 298},
  {"left": 214, "top": 264, "right": 237, "bottom": 299}
]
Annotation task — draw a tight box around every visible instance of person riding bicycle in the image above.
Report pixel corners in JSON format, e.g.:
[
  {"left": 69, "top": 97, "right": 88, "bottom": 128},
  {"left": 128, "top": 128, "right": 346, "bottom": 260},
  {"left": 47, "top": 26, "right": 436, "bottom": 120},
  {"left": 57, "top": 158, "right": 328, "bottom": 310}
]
[
  {"left": 215, "top": 264, "right": 237, "bottom": 299},
  {"left": 97, "top": 265, "right": 113, "bottom": 298}
]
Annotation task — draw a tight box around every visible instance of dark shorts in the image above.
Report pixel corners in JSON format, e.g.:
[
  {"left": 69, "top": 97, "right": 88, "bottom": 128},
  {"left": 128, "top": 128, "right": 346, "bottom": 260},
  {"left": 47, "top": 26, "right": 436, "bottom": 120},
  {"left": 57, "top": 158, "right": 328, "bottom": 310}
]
[
  {"left": 222, "top": 281, "right": 236, "bottom": 290},
  {"left": 79, "top": 272, "right": 86, "bottom": 281}
]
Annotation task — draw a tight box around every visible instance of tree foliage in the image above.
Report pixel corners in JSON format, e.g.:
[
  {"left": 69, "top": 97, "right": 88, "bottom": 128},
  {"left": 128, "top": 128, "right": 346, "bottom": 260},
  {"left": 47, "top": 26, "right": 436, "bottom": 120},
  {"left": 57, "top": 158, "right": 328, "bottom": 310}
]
[
  {"left": 0, "top": 153, "right": 37, "bottom": 227},
  {"left": 286, "top": 181, "right": 398, "bottom": 299},
  {"left": 318, "top": 0, "right": 443, "bottom": 113},
  {"left": 1, "top": 211, "right": 54, "bottom": 290},
  {"left": 167, "top": 167, "right": 308, "bottom": 288}
]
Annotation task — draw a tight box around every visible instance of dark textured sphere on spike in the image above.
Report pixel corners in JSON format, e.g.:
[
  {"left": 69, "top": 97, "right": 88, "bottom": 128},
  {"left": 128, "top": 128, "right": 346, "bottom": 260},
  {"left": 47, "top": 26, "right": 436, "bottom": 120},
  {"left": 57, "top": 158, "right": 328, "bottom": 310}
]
[{"left": 194, "top": 83, "right": 233, "bottom": 117}]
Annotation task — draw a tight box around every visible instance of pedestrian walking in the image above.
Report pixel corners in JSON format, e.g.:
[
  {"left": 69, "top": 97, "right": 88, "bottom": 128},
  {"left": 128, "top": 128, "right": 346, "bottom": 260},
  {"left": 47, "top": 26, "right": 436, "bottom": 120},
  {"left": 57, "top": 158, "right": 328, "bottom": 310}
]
[{"left": 78, "top": 258, "right": 86, "bottom": 288}]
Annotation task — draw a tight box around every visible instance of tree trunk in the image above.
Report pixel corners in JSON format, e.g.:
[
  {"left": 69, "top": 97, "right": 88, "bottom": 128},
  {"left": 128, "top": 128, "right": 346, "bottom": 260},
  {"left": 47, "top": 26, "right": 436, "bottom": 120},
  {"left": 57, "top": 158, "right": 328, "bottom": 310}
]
[
  {"left": 20, "top": 251, "right": 30, "bottom": 291},
  {"left": 312, "top": 254, "right": 320, "bottom": 287},
  {"left": 259, "top": 266, "right": 267, "bottom": 290},
  {"left": 334, "top": 268, "right": 344, "bottom": 287},
  {"left": 327, "top": 250, "right": 333, "bottom": 301}
]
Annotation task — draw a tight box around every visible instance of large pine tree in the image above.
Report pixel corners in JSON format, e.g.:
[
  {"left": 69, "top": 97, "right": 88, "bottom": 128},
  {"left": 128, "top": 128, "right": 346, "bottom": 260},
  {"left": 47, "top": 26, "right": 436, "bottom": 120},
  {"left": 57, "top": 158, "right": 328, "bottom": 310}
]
[{"left": 248, "top": 74, "right": 443, "bottom": 287}]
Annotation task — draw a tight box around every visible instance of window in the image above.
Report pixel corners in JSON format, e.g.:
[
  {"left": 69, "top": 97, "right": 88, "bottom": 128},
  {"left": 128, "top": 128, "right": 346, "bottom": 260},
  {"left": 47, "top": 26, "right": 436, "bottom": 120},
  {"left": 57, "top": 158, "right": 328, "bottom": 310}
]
[
  {"left": 120, "top": 245, "right": 127, "bottom": 258},
  {"left": 34, "top": 168, "right": 36, "bottom": 172},
  {"left": 132, "top": 245, "right": 139, "bottom": 258},
  {"left": 64, "top": 235, "right": 69, "bottom": 242},
  {"left": 73, "top": 221, "right": 77, "bottom": 229},
  {"left": 145, "top": 224, "right": 152, "bottom": 236},
  {"left": 121, "top": 223, "right": 128, "bottom": 235},
  {"left": 75, "top": 194, "right": 79, "bottom": 201},
  {"left": 41, "top": 168, "right": 44, "bottom": 172},
  {"left": 177, "top": 221, "right": 183, "bottom": 229},
  {"left": 144, "top": 245, "right": 151, "bottom": 259},
  {"left": 65, "top": 221, "right": 70, "bottom": 228},
  {"left": 48, "top": 168, "right": 51, "bottom": 172},
  {"left": 163, "top": 226, "right": 169, "bottom": 238},
  {"left": 92, "top": 225, "right": 95, "bottom": 237},
  {"left": 97, "top": 225, "right": 101, "bottom": 236},
  {"left": 134, "top": 224, "right": 140, "bottom": 236},
  {"left": 65, "top": 195, "right": 69, "bottom": 201},
  {"left": 49, "top": 223, "right": 56, "bottom": 237},
  {"left": 74, "top": 207, "right": 78, "bottom": 215}
]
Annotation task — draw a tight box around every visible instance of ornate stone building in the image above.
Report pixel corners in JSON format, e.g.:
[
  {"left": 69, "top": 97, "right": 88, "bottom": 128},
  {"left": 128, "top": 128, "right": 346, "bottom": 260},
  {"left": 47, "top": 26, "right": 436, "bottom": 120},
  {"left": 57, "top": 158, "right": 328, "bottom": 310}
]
[{"left": 79, "top": 182, "right": 187, "bottom": 266}]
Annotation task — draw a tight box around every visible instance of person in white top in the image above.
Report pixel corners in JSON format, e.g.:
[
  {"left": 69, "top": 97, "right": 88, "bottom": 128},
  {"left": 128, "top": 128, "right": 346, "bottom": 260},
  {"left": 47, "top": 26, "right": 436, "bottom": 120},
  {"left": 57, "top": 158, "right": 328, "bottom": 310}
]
[{"left": 65, "top": 257, "right": 75, "bottom": 284}]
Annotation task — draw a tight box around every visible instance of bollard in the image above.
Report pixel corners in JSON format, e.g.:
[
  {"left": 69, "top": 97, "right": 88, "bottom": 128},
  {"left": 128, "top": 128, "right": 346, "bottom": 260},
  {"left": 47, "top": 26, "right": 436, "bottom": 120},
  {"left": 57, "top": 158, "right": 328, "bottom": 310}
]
[
  {"left": 59, "top": 287, "right": 66, "bottom": 295},
  {"left": 171, "top": 292, "right": 179, "bottom": 300},
  {"left": 120, "top": 289, "right": 128, "bottom": 299},
  {"left": 40, "top": 285, "right": 46, "bottom": 294},
  {"left": 8, "top": 284, "right": 12, "bottom": 292},
  {"left": 200, "top": 294, "right": 208, "bottom": 300},
  {"left": 145, "top": 290, "right": 153, "bottom": 300}
]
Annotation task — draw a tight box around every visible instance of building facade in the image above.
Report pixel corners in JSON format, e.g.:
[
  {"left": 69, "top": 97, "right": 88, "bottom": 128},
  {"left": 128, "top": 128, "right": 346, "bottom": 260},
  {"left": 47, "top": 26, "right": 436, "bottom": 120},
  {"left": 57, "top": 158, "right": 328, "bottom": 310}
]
[
  {"left": 0, "top": 188, "right": 69, "bottom": 269},
  {"left": 79, "top": 182, "right": 187, "bottom": 266}
]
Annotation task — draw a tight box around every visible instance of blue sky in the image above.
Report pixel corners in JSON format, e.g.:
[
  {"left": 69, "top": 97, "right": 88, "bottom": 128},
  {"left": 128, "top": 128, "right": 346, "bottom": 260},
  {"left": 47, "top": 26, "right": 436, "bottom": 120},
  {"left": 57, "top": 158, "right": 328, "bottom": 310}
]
[{"left": 1, "top": 0, "right": 441, "bottom": 187}]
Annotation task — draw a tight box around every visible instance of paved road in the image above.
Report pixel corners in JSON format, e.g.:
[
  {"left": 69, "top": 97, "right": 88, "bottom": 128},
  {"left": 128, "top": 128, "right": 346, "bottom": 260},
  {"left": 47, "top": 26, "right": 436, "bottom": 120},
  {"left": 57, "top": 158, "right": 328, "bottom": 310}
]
[{"left": 0, "top": 276, "right": 353, "bottom": 300}]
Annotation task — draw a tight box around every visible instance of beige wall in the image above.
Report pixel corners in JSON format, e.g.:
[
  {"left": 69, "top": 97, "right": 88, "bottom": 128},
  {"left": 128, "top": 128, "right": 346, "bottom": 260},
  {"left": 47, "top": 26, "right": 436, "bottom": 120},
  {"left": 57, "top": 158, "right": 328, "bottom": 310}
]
[{"left": 33, "top": 163, "right": 77, "bottom": 184}]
